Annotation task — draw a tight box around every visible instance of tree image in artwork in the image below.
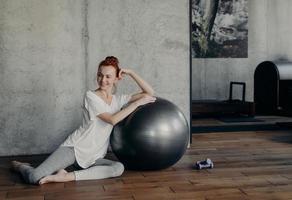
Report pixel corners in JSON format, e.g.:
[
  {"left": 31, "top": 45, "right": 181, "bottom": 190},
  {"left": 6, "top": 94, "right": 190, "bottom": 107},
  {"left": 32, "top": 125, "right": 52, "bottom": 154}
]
[{"left": 191, "top": 0, "right": 248, "bottom": 58}]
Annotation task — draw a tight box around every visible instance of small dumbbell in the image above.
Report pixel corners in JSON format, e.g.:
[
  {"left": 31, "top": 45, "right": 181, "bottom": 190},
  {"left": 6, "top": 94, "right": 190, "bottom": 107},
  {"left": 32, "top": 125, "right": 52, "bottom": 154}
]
[{"left": 195, "top": 158, "right": 214, "bottom": 170}]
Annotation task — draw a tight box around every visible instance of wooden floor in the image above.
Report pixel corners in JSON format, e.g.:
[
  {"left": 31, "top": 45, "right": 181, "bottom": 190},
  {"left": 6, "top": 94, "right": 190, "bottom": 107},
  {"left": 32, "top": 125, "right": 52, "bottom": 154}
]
[
  {"left": 2, "top": 130, "right": 292, "bottom": 199},
  {"left": 192, "top": 115, "right": 292, "bottom": 126}
]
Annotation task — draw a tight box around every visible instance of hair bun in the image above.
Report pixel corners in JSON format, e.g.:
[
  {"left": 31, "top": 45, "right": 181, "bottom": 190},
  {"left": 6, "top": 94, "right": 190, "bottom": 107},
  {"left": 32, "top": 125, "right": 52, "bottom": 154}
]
[
  {"left": 105, "top": 56, "right": 119, "bottom": 66},
  {"left": 98, "top": 56, "right": 120, "bottom": 77}
]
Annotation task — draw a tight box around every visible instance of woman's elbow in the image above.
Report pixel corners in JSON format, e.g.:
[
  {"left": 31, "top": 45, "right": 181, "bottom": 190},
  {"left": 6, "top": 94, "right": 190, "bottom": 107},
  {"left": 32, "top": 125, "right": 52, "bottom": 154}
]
[
  {"left": 144, "top": 89, "right": 155, "bottom": 97},
  {"left": 148, "top": 89, "right": 155, "bottom": 96}
]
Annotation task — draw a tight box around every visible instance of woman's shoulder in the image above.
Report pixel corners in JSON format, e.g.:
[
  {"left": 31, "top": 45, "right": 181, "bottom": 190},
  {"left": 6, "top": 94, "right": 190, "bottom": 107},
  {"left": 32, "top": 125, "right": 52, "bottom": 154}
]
[
  {"left": 85, "top": 90, "right": 94, "bottom": 95},
  {"left": 85, "top": 90, "right": 100, "bottom": 101},
  {"left": 85, "top": 90, "right": 93, "bottom": 98}
]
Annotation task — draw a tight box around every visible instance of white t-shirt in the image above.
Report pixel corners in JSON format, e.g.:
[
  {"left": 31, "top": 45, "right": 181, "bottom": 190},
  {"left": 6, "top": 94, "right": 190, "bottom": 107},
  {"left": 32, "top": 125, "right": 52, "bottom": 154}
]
[{"left": 61, "top": 90, "right": 131, "bottom": 168}]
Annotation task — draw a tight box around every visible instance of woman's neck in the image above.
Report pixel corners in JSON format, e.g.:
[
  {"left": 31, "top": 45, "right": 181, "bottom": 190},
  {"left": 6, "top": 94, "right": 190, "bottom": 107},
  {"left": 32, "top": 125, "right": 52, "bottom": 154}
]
[{"left": 96, "top": 88, "right": 112, "bottom": 98}]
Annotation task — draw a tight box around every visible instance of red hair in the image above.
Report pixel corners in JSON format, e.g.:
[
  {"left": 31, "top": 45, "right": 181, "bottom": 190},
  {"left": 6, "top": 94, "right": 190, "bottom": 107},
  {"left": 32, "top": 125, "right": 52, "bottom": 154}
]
[{"left": 98, "top": 56, "right": 120, "bottom": 77}]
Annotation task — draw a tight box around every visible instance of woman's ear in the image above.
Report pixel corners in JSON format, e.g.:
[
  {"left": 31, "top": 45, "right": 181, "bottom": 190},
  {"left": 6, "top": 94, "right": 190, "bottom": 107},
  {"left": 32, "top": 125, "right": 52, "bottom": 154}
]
[{"left": 117, "top": 69, "right": 123, "bottom": 80}]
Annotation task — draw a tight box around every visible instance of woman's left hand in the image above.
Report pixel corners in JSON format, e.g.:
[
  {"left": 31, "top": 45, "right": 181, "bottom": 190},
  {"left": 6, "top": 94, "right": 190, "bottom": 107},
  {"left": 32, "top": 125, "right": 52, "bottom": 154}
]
[{"left": 118, "top": 68, "right": 133, "bottom": 80}]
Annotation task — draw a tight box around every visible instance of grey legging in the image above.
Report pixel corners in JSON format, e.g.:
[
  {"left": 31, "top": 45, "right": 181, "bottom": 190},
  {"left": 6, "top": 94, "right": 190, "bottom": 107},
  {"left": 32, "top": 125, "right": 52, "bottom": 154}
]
[{"left": 17, "top": 146, "right": 124, "bottom": 184}]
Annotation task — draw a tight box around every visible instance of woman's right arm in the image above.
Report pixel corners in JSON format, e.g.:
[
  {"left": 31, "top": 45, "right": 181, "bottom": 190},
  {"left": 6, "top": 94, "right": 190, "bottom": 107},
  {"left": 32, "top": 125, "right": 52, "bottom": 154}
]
[
  {"left": 118, "top": 69, "right": 155, "bottom": 103},
  {"left": 97, "top": 95, "right": 156, "bottom": 126}
]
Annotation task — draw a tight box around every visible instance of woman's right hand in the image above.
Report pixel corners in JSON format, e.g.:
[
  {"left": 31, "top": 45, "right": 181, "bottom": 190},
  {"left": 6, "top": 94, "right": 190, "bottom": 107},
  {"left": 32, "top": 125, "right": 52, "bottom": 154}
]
[
  {"left": 118, "top": 68, "right": 133, "bottom": 80},
  {"left": 136, "top": 94, "right": 156, "bottom": 106}
]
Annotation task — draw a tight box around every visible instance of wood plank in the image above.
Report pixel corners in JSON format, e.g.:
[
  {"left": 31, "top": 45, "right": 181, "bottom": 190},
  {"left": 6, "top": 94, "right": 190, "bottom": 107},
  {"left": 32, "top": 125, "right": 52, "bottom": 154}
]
[
  {"left": 4, "top": 196, "right": 44, "bottom": 200},
  {"left": 1, "top": 130, "right": 292, "bottom": 199},
  {"left": 0, "top": 191, "right": 7, "bottom": 199},
  {"left": 134, "top": 188, "right": 244, "bottom": 200}
]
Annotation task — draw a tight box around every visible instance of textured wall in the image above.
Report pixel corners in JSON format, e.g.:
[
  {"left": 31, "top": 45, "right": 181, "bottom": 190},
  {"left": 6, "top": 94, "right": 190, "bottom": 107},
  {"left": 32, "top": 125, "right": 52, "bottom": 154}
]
[
  {"left": 0, "top": 0, "right": 190, "bottom": 156},
  {"left": 0, "top": 0, "right": 86, "bottom": 156},
  {"left": 192, "top": 0, "right": 292, "bottom": 101},
  {"left": 87, "top": 0, "right": 189, "bottom": 122}
]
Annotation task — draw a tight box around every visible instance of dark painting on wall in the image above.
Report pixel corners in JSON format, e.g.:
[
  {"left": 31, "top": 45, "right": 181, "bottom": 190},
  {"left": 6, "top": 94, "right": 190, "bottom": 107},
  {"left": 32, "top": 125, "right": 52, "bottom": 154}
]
[{"left": 191, "top": 0, "right": 248, "bottom": 58}]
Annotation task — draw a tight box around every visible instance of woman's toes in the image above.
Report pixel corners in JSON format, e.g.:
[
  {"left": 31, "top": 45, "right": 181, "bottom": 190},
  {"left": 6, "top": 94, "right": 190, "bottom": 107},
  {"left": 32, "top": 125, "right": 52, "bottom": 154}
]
[
  {"left": 11, "top": 161, "right": 32, "bottom": 172},
  {"left": 11, "top": 161, "right": 23, "bottom": 171}
]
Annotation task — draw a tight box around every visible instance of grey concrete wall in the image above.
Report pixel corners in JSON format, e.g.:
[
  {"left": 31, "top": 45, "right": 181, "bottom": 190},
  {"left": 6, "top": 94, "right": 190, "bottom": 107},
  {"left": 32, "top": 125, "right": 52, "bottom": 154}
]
[
  {"left": 0, "top": 0, "right": 86, "bottom": 156},
  {"left": 192, "top": 0, "right": 292, "bottom": 101},
  {"left": 0, "top": 0, "right": 190, "bottom": 156},
  {"left": 86, "top": 0, "right": 189, "bottom": 123}
]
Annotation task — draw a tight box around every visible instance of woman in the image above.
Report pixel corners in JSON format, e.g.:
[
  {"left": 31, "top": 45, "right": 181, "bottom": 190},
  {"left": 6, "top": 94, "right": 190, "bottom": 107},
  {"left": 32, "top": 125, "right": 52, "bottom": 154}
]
[{"left": 12, "top": 56, "right": 156, "bottom": 185}]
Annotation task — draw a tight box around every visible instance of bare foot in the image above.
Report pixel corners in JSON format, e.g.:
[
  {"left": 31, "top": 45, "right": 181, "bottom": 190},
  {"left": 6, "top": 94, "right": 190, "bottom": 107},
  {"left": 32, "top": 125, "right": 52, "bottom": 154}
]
[
  {"left": 11, "top": 161, "right": 31, "bottom": 172},
  {"left": 39, "top": 171, "right": 74, "bottom": 185}
]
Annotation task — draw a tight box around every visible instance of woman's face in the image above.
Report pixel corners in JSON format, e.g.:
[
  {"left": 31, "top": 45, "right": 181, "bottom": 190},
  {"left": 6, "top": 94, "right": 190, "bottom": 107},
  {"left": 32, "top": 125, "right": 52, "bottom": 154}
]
[{"left": 97, "top": 65, "right": 118, "bottom": 91}]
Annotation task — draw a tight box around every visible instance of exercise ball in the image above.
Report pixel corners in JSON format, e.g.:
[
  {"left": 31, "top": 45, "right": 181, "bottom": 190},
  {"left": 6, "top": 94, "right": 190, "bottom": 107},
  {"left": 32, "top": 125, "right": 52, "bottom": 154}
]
[{"left": 110, "top": 97, "right": 189, "bottom": 170}]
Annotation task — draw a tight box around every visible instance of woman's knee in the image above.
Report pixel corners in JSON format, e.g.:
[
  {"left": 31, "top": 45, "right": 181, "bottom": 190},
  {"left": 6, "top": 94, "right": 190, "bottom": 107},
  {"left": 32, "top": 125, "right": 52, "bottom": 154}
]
[{"left": 112, "top": 162, "right": 124, "bottom": 177}]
